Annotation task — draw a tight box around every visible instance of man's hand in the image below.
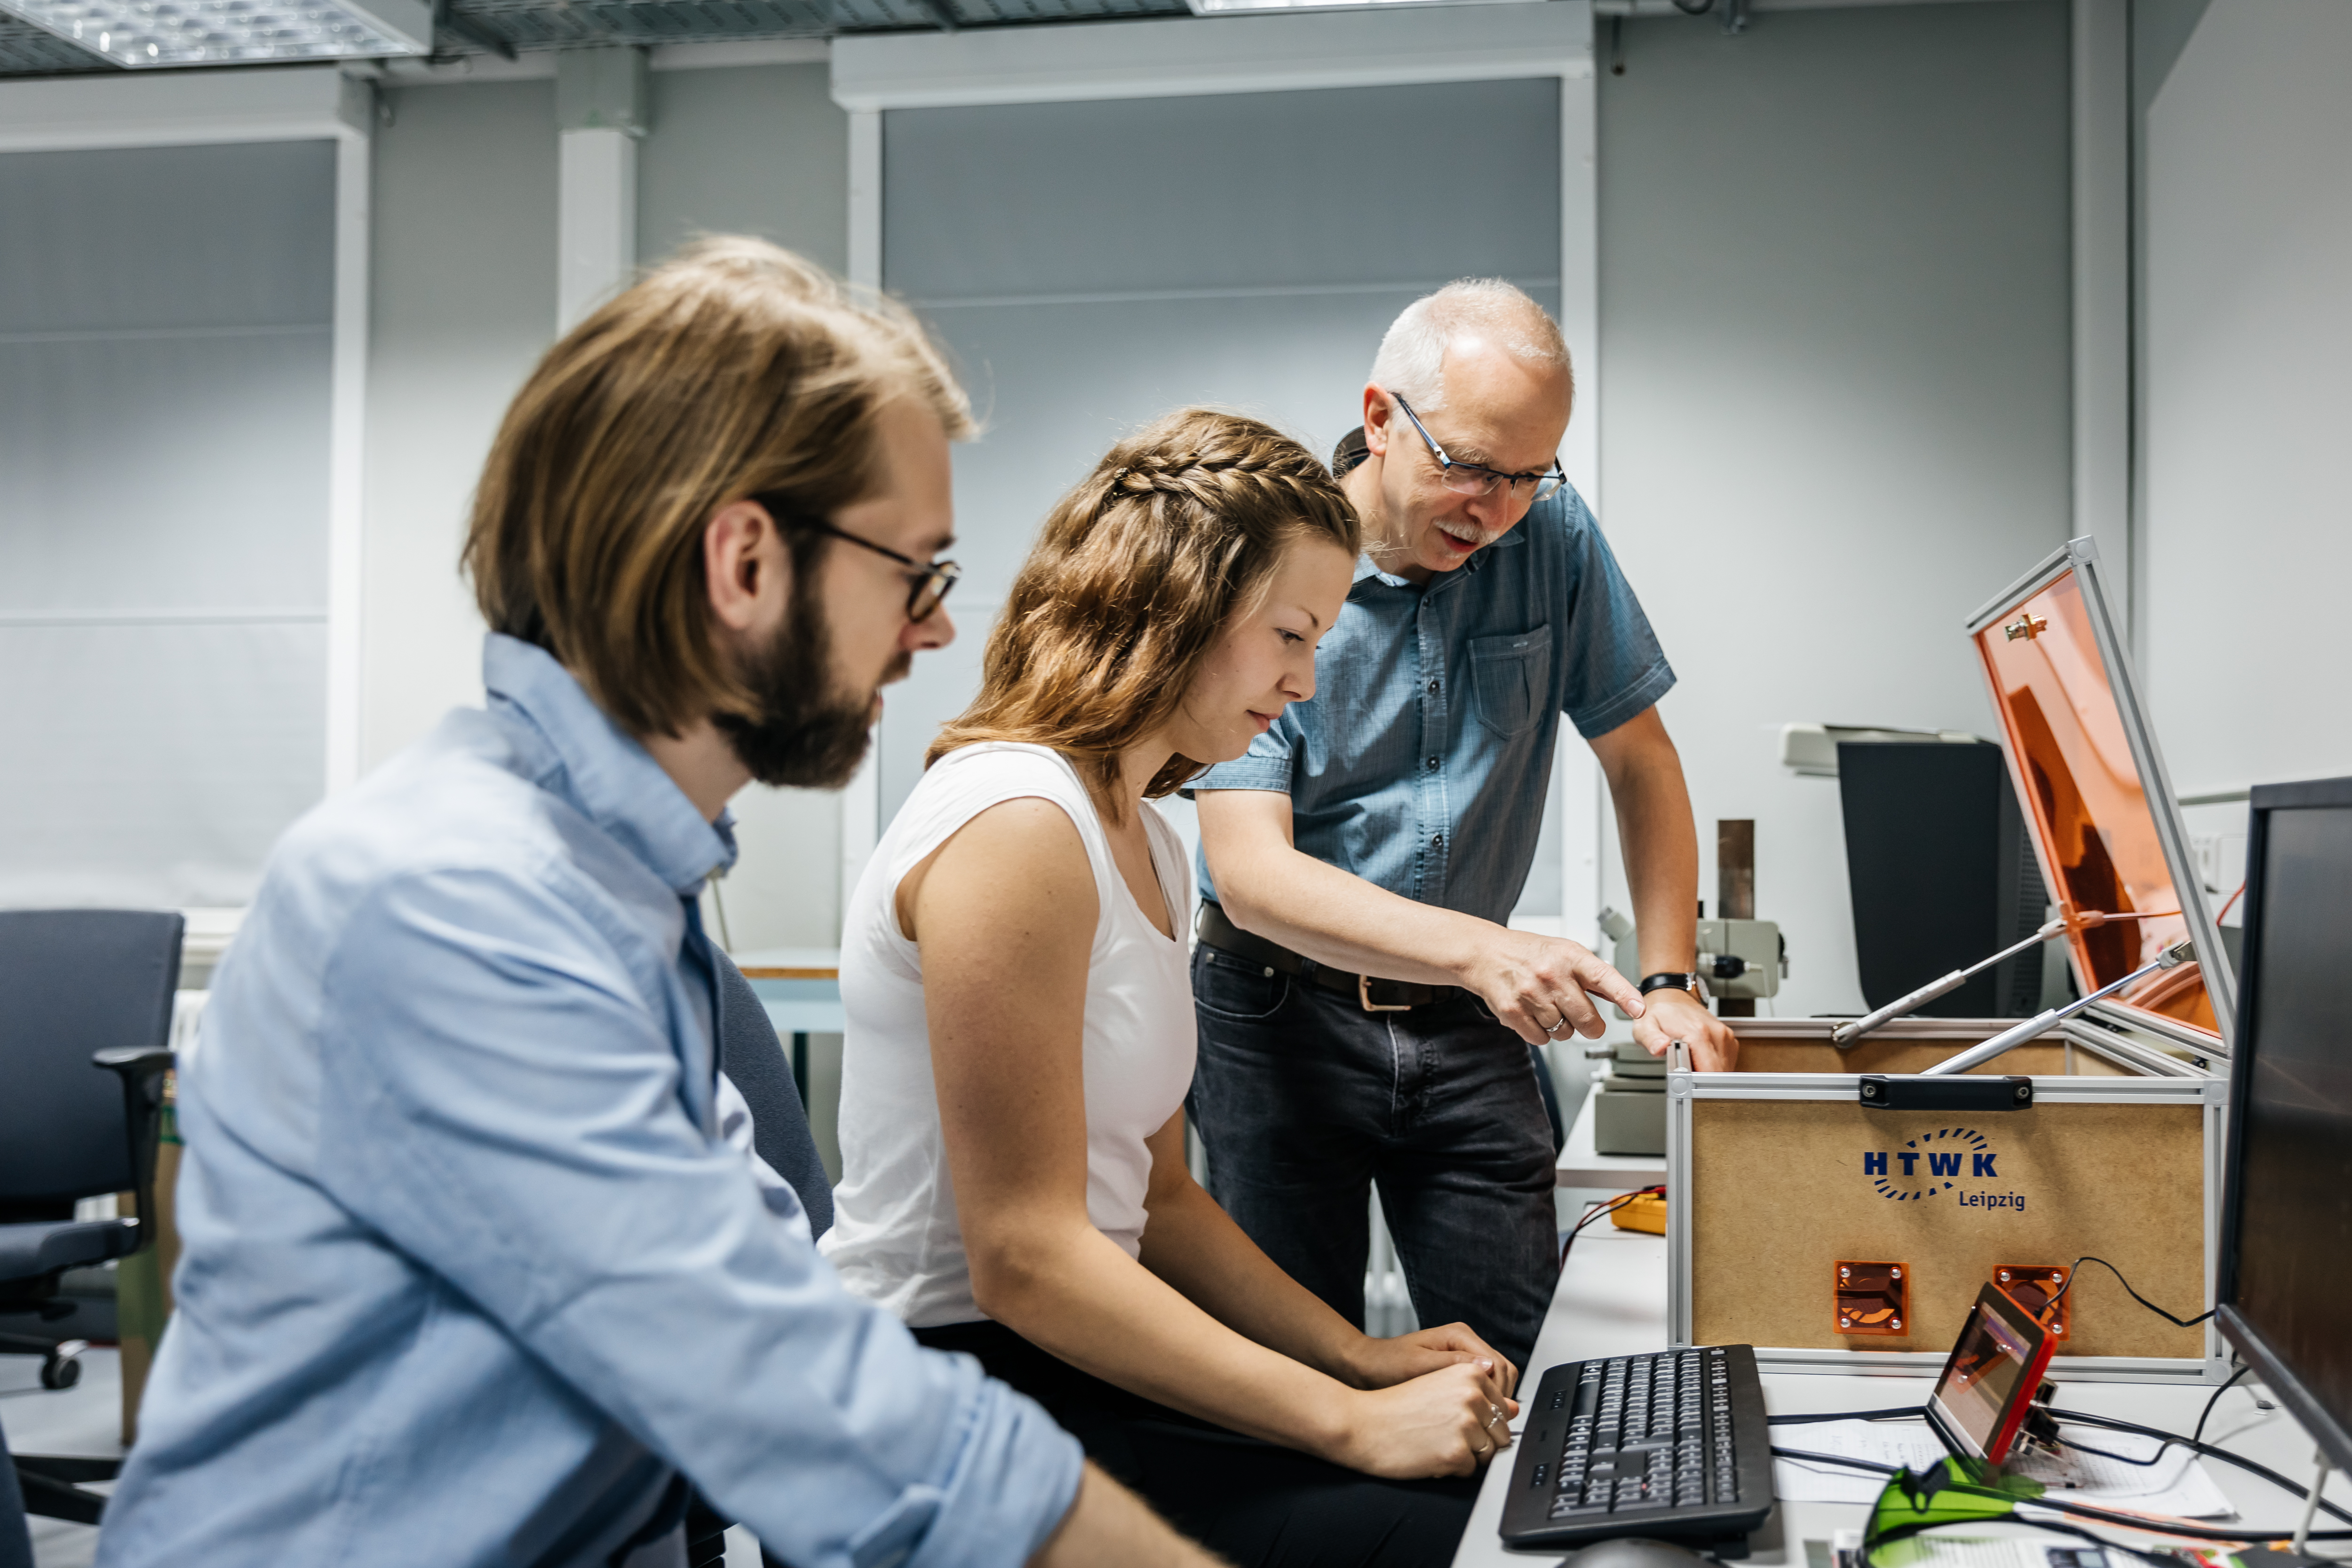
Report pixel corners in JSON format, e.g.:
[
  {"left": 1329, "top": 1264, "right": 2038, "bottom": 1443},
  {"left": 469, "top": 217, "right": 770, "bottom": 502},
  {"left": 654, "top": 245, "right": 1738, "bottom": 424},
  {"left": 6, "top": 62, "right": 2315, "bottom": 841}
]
[
  {"left": 1343, "top": 1321, "right": 1519, "bottom": 1399},
  {"left": 1462, "top": 928, "right": 1647, "bottom": 1046},
  {"left": 1631, "top": 986, "right": 1739, "bottom": 1071}
]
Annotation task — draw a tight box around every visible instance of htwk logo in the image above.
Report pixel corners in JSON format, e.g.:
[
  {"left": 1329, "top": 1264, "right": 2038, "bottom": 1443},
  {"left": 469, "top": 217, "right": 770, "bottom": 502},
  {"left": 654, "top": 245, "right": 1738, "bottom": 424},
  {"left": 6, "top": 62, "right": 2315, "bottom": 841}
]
[{"left": 1861, "top": 1126, "right": 2016, "bottom": 1208}]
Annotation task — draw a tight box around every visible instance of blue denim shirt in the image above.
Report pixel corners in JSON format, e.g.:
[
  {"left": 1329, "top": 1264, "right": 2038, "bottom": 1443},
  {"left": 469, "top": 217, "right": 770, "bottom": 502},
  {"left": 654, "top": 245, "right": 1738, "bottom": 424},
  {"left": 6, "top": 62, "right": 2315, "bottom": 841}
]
[
  {"left": 99, "top": 635, "right": 1081, "bottom": 1568},
  {"left": 1193, "top": 484, "right": 1673, "bottom": 926}
]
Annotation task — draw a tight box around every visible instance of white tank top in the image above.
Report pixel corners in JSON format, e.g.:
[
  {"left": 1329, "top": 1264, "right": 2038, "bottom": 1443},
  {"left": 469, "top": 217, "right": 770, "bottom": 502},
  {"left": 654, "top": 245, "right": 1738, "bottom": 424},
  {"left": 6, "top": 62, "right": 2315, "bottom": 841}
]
[{"left": 819, "top": 742, "right": 1197, "bottom": 1329}]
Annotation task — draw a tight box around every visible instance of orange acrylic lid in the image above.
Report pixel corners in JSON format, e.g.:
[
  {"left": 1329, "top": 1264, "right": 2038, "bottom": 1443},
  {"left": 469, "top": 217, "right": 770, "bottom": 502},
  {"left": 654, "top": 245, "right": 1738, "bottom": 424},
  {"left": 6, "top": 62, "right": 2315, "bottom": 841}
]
[{"left": 1966, "top": 540, "right": 2235, "bottom": 1051}]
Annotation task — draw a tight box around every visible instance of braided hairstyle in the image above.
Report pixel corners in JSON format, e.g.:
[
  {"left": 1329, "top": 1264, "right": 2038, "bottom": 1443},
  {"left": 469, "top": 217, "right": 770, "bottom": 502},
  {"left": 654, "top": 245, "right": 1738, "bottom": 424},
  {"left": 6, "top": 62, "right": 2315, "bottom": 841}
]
[{"left": 928, "top": 407, "right": 1360, "bottom": 812}]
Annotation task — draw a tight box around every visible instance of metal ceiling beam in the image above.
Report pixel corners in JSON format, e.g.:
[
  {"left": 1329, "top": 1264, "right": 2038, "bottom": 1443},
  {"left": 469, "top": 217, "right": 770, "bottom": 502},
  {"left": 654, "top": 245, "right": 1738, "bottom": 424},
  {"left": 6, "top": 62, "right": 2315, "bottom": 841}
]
[{"left": 435, "top": 0, "right": 516, "bottom": 59}]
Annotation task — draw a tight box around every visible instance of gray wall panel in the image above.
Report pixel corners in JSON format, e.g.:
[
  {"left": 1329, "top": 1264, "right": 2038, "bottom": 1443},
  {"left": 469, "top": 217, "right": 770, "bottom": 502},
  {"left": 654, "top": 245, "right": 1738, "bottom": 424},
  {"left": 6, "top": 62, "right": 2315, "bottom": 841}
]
[
  {"left": 638, "top": 63, "right": 850, "bottom": 275},
  {"left": 884, "top": 80, "right": 1560, "bottom": 302},
  {"left": 0, "top": 140, "right": 334, "bottom": 334},
  {"left": 1595, "top": 2, "right": 2072, "bottom": 1015}
]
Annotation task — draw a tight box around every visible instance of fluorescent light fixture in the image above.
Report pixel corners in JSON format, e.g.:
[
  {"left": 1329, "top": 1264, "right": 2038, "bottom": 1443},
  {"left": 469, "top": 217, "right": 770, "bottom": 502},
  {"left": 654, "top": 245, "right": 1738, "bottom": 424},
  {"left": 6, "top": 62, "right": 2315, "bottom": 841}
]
[
  {"left": 1186, "top": 0, "right": 1528, "bottom": 14},
  {"left": 0, "top": 0, "right": 432, "bottom": 67}
]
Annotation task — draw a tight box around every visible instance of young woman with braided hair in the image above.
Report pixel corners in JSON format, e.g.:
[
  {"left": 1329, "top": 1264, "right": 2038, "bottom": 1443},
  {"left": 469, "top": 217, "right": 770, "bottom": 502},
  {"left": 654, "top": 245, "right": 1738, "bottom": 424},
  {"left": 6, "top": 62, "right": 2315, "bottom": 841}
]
[{"left": 822, "top": 408, "right": 1518, "bottom": 1564}]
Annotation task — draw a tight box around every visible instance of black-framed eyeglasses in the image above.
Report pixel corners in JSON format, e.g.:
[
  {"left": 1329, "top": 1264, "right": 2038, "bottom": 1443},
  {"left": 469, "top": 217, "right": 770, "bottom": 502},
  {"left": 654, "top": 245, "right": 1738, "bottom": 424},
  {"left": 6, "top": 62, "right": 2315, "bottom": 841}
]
[
  {"left": 1389, "top": 393, "right": 1568, "bottom": 504},
  {"left": 752, "top": 493, "right": 961, "bottom": 624}
]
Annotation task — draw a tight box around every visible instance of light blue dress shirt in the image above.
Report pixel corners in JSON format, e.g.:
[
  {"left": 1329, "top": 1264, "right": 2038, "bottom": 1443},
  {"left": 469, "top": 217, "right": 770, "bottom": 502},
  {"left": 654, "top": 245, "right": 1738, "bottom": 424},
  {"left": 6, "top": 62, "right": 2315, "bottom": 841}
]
[
  {"left": 98, "top": 634, "right": 1081, "bottom": 1568},
  {"left": 1192, "top": 483, "right": 1674, "bottom": 926}
]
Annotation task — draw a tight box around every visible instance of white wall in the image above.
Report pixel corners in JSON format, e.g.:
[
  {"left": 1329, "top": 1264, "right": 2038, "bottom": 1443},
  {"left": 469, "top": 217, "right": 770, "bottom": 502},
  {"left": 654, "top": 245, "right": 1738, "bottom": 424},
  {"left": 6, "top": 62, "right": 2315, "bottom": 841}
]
[
  {"left": 1595, "top": 2, "right": 2074, "bottom": 1016},
  {"left": 362, "top": 63, "right": 850, "bottom": 954},
  {"left": 364, "top": 79, "right": 555, "bottom": 776},
  {"left": 643, "top": 62, "right": 849, "bottom": 954},
  {"left": 2141, "top": 0, "right": 2352, "bottom": 803}
]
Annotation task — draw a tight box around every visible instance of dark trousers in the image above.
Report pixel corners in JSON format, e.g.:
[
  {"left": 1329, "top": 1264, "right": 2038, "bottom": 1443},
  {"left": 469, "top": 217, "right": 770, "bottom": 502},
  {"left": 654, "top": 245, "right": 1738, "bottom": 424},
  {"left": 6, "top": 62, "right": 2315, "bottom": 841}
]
[
  {"left": 1187, "top": 943, "right": 1560, "bottom": 1375},
  {"left": 915, "top": 1320, "right": 1475, "bottom": 1568}
]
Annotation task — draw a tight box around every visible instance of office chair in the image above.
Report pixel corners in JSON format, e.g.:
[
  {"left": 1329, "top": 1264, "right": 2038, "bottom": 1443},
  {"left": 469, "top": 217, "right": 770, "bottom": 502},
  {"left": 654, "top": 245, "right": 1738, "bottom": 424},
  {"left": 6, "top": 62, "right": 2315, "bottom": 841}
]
[
  {"left": 687, "top": 947, "right": 835, "bottom": 1568},
  {"left": 0, "top": 1418, "right": 33, "bottom": 1568},
  {"left": 0, "top": 909, "right": 183, "bottom": 1526},
  {"left": 712, "top": 949, "right": 833, "bottom": 1241}
]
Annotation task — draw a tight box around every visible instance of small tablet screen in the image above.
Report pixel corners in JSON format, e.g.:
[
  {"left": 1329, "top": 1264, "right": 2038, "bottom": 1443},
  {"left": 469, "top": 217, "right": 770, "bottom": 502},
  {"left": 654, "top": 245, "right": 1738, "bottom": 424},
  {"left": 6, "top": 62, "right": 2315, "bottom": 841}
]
[{"left": 1931, "top": 1285, "right": 2050, "bottom": 1462}]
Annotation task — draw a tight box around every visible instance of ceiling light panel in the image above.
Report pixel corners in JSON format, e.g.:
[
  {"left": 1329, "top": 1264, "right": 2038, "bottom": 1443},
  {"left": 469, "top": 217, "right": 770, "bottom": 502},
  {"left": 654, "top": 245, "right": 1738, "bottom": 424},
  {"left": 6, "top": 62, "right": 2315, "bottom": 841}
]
[
  {"left": 0, "top": 0, "right": 431, "bottom": 66},
  {"left": 1187, "top": 0, "right": 1523, "bottom": 12}
]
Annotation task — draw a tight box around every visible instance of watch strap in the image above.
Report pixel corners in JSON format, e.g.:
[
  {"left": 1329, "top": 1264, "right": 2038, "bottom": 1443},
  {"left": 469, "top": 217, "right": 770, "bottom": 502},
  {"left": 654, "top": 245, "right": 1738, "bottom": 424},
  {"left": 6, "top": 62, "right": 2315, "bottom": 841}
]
[{"left": 1638, "top": 971, "right": 1700, "bottom": 995}]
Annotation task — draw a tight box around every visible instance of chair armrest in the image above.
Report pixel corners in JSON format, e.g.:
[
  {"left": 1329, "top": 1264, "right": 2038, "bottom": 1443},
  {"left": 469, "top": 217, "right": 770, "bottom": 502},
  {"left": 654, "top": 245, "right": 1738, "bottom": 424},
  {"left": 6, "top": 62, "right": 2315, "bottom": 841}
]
[
  {"left": 90, "top": 1047, "right": 174, "bottom": 1257},
  {"left": 93, "top": 1046, "right": 175, "bottom": 1082}
]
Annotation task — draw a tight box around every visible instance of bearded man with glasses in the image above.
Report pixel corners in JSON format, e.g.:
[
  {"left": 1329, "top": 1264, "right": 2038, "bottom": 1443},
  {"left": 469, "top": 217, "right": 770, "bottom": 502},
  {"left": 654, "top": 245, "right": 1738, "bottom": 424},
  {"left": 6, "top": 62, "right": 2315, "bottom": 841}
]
[{"left": 1188, "top": 279, "right": 1739, "bottom": 1374}]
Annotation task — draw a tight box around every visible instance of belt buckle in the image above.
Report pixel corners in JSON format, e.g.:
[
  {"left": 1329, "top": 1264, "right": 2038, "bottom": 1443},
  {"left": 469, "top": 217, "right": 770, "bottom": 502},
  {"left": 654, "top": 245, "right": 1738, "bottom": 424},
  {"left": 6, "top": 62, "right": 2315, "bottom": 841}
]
[{"left": 1359, "top": 973, "right": 1412, "bottom": 1013}]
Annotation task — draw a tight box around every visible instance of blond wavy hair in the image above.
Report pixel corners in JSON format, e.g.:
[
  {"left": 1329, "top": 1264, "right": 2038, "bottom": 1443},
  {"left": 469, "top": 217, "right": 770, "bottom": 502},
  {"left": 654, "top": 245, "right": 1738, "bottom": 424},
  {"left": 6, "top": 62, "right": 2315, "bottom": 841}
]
[
  {"left": 464, "top": 237, "right": 972, "bottom": 740},
  {"left": 929, "top": 408, "right": 1359, "bottom": 813}
]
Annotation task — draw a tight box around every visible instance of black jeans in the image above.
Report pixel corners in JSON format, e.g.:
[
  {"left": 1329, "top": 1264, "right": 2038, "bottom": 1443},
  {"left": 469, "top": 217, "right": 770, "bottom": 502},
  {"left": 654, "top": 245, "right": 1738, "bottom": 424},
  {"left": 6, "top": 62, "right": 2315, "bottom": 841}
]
[
  {"left": 914, "top": 1320, "right": 1475, "bottom": 1568},
  {"left": 1187, "top": 942, "right": 1559, "bottom": 1374}
]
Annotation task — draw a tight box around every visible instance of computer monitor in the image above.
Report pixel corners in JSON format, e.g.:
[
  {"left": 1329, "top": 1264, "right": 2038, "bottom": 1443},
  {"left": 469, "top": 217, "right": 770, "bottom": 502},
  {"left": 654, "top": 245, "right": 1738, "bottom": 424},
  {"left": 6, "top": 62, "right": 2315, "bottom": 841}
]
[
  {"left": 1838, "top": 741, "right": 2052, "bottom": 1019},
  {"left": 2217, "top": 776, "right": 2352, "bottom": 1473}
]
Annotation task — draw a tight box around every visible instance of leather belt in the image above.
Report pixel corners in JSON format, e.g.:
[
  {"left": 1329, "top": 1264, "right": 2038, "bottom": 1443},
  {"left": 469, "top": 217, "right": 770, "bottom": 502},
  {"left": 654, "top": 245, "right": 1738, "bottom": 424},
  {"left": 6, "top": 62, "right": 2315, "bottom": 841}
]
[{"left": 1194, "top": 901, "right": 1458, "bottom": 1013}]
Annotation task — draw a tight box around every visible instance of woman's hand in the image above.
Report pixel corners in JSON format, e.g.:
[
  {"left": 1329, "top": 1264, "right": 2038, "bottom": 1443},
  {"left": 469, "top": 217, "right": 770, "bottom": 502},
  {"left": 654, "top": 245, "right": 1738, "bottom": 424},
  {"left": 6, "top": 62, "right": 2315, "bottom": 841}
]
[
  {"left": 1325, "top": 1360, "right": 1520, "bottom": 1480},
  {"left": 1343, "top": 1322, "right": 1519, "bottom": 1399}
]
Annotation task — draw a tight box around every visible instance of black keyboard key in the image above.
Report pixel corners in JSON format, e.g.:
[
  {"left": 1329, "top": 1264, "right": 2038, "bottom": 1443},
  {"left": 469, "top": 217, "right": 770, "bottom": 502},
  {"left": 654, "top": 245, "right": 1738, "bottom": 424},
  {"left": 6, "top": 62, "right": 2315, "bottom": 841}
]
[{"left": 1501, "top": 1345, "right": 1772, "bottom": 1552}]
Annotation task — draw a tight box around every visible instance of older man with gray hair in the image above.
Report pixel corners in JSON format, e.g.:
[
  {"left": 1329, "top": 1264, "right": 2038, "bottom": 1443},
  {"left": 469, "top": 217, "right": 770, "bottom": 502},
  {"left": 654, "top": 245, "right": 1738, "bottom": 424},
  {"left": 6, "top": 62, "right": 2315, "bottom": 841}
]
[{"left": 1187, "top": 279, "right": 1737, "bottom": 1373}]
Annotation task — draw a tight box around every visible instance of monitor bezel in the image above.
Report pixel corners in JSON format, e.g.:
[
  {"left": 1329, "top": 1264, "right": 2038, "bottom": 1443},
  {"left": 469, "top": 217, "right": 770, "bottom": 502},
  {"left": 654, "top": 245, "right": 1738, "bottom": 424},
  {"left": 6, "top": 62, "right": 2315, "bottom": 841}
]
[
  {"left": 1925, "top": 1282, "right": 2057, "bottom": 1466},
  {"left": 2217, "top": 775, "right": 2352, "bottom": 1476}
]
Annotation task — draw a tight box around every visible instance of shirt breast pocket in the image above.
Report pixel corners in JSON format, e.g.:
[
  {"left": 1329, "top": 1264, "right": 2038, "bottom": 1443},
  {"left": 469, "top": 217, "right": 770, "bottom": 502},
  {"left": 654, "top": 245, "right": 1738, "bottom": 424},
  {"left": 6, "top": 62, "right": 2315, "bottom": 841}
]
[{"left": 1469, "top": 624, "right": 1552, "bottom": 739}]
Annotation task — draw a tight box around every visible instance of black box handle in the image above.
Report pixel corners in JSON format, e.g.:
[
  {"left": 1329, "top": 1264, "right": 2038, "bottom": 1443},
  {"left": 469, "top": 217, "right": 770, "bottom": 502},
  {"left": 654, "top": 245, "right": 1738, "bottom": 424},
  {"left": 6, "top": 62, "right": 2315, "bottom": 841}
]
[{"left": 1859, "top": 1074, "right": 2034, "bottom": 1111}]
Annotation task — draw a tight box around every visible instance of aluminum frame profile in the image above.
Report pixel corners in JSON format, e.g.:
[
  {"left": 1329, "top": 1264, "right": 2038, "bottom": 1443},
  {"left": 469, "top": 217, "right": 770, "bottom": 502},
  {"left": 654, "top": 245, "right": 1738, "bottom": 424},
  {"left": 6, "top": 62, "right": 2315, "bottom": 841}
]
[
  {"left": 1963, "top": 536, "right": 2237, "bottom": 1054},
  {"left": 1663, "top": 1055, "right": 2229, "bottom": 1384}
]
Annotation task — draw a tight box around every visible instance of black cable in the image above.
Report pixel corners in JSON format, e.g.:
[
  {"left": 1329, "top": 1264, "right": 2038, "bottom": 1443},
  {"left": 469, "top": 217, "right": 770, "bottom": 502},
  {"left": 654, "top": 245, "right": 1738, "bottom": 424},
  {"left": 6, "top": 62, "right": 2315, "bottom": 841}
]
[
  {"left": 2050, "top": 1408, "right": 2352, "bottom": 1528},
  {"left": 1770, "top": 1407, "right": 1927, "bottom": 1426},
  {"left": 1771, "top": 1446, "right": 1903, "bottom": 1475},
  {"left": 2038, "top": 1368, "right": 2245, "bottom": 1471},
  {"left": 1558, "top": 1186, "right": 1662, "bottom": 1270},
  {"left": 2193, "top": 1362, "right": 2249, "bottom": 1447},
  {"left": 2050, "top": 1433, "right": 2164, "bottom": 1467},
  {"left": 2022, "top": 1491, "right": 2352, "bottom": 1543},
  {"left": 2044, "top": 1256, "right": 2215, "bottom": 1328}
]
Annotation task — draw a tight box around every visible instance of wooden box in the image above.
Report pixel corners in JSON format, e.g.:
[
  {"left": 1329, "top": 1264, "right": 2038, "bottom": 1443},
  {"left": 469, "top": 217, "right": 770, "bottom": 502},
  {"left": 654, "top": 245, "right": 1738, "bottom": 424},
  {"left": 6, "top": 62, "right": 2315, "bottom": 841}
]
[{"left": 1666, "top": 541, "right": 2234, "bottom": 1383}]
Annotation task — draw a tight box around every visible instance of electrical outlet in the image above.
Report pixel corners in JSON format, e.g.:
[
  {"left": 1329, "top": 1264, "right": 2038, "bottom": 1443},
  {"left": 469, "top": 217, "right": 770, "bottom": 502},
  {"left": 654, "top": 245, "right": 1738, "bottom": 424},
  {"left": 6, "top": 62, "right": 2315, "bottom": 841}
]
[{"left": 2191, "top": 833, "right": 2249, "bottom": 902}]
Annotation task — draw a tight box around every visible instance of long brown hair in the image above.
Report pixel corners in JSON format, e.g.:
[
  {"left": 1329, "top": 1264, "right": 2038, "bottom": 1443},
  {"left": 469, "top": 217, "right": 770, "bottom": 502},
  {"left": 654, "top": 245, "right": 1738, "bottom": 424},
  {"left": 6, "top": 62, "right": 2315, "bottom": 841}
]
[
  {"left": 928, "top": 408, "right": 1359, "bottom": 811},
  {"left": 463, "top": 236, "right": 972, "bottom": 740}
]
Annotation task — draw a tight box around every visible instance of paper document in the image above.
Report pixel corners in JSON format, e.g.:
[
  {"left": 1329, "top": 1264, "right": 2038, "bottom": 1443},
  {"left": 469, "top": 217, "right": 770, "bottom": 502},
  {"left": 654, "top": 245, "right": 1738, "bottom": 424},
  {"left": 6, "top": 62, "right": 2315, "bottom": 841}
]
[
  {"left": 1811, "top": 1530, "right": 2118, "bottom": 1568},
  {"left": 1771, "top": 1419, "right": 2233, "bottom": 1519}
]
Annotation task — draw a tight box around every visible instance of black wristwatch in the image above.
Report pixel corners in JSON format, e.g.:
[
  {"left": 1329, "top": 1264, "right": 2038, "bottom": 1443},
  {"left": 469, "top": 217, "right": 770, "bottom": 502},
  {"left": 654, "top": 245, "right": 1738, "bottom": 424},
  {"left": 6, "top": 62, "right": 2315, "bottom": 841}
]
[{"left": 1638, "top": 971, "right": 1700, "bottom": 997}]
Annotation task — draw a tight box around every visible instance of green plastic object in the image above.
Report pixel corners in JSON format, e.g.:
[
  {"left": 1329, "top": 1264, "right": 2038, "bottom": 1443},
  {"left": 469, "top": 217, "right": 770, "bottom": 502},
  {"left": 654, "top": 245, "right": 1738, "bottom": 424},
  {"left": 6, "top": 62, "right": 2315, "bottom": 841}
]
[{"left": 1862, "top": 1457, "right": 2045, "bottom": 1567}]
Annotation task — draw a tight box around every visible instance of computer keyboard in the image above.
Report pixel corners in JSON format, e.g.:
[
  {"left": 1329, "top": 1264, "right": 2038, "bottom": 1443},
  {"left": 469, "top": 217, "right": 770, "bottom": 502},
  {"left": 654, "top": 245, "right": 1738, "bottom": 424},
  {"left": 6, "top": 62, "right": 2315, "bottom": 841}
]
[{"left": 1499, "top": 1344, "right": 1775, "bottom": 1552}]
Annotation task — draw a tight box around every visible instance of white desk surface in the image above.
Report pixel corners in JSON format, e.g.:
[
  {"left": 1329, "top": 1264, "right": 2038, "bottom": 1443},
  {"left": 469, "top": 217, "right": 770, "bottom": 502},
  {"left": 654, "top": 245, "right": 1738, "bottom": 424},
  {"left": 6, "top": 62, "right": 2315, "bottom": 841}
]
[
  {"left": 729, "top": 946, "right": 841, "bottom": 978},
  {"left": 1557, "top": 1090, "right": 1669, "bottom": 1190},
  {"left": 1453, "top": 1225, "right": 2349, "bottom": 1566}
]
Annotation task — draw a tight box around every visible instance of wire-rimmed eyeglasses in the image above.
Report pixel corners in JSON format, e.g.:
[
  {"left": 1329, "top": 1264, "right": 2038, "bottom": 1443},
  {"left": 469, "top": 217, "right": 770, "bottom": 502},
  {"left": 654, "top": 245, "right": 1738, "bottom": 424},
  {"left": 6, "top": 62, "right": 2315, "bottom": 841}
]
[
  {"left": 1390, "top": 393, "right": 1568, "bottom": 504},
  {"left": 752, "top": 494, "right": 960, "bottom": 624}
]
